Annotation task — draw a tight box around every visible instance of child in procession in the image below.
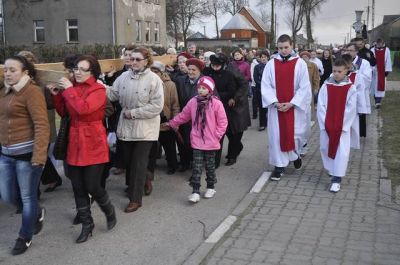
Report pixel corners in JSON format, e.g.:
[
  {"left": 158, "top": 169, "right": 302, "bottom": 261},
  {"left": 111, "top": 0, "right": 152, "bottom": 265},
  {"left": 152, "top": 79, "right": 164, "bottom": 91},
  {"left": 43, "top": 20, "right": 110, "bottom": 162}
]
[
  {"left": 317, "top": 59, "right": 358, "bottom": 193},
  {"left": 165, "top": 76, "right": 228, "bottom": 203}
]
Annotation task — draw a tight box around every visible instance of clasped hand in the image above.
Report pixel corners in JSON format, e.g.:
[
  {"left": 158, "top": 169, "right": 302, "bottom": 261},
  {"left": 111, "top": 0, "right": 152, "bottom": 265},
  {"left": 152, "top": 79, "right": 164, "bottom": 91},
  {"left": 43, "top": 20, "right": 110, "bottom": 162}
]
[{"left": 275, "top": 102, "right": 293, "bottom": 112}]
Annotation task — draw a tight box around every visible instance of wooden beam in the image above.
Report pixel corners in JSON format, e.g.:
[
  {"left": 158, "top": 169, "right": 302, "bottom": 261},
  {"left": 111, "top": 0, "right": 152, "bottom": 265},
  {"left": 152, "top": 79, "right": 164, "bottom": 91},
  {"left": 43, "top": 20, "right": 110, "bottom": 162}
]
[{"left": 0, "top": 55, "right": 177, "bottom": 83}]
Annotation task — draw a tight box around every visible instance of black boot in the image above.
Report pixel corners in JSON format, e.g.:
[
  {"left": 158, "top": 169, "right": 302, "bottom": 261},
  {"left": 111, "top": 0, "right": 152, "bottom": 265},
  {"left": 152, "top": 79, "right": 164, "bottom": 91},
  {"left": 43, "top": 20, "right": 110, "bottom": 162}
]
[
  {"left": 97, "top": 193, "right": 117, "bottom": 230},
  {"left": 76, "top": 207, "right": 94, "bottom": 243}
]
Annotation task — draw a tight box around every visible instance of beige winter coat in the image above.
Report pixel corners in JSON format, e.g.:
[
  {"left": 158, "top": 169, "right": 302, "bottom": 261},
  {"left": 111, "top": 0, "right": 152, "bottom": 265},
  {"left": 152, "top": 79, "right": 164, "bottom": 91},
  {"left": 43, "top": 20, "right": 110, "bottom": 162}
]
[{"left": 107, "top": 68, "right": 164, "bottom": 141}]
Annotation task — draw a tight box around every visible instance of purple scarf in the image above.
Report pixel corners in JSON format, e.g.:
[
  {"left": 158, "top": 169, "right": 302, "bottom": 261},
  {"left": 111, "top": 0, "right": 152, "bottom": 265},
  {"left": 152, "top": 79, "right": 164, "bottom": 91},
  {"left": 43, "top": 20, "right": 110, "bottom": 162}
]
[{"left": 194, "top": 94, "right": 213, "bottom": 142}]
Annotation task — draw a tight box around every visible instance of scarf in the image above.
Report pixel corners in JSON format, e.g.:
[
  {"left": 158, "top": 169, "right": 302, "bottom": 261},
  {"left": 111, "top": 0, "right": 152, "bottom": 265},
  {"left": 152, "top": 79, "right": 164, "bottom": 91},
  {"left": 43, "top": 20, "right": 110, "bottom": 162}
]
[{"left": 194, "top": 94, "right": 212, "bottom": 143}]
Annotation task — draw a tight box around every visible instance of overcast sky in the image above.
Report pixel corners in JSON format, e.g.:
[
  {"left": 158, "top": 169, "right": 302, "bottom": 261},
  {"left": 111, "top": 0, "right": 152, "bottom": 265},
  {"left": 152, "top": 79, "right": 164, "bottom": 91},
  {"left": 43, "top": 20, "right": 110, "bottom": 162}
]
[{"left": 192, "top": 0, "right": 400, "bottom": 45}]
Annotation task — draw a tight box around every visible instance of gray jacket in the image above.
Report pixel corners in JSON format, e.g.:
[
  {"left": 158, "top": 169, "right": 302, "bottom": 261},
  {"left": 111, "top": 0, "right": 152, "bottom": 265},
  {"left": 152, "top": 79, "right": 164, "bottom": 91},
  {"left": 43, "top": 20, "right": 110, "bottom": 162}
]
[{"left": 107, "top": 68, "right": 164, "bottom": 141}]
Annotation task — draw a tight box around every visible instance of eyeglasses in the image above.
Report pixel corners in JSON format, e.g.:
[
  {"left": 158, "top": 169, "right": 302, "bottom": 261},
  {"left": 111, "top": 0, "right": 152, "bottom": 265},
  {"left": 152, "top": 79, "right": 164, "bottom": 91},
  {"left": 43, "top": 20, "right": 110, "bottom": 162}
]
[
  {"left": 72, "top": 67, "right": 91, "bottom": 73},
  {"left": 130, "top": 57, "right": 147, "bottom": 62}
]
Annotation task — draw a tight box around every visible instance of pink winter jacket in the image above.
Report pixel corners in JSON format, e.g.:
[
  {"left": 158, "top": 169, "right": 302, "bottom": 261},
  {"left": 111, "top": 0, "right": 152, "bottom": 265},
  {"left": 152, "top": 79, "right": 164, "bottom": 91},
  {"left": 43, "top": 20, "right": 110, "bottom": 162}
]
[{"left": 169, "top": 96, "right": 228, "bottom": 150}]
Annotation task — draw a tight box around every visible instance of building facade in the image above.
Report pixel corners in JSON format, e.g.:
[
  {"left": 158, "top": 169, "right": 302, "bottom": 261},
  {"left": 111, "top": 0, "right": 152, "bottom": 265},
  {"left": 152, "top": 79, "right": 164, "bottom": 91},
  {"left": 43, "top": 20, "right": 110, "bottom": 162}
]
[
  {"left": 2, "top": 0, "right": 166, "bottom": 47},
  {"left": 368, "top": 15, "right": 400, "bottom": 51},
  {"left": 220, "top": 7, "right": 269, "bottom": 48}
]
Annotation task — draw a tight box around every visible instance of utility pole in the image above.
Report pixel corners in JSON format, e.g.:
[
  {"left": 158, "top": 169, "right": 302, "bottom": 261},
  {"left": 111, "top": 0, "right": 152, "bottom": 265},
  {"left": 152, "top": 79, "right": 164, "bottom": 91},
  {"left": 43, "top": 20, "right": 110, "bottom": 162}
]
[
  {"left": 270, "top": 0, "right": 275, "bottom": 49},
  {"left": 372, "top": 0, "right": 375, "bottom": 28},
  {"left": 366, "top": 3, "right": 370, "bottom": 30}
]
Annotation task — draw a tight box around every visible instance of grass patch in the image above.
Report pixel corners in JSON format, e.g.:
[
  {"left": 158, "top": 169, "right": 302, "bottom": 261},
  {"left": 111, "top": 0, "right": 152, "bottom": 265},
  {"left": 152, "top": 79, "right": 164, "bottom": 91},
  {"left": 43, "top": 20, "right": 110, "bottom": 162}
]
[
  {"left": 388, "top": 66, "right": 400, "bottom": 81},
  {"left": 379, "top": 91, "right": 400, "bottom": 192}
]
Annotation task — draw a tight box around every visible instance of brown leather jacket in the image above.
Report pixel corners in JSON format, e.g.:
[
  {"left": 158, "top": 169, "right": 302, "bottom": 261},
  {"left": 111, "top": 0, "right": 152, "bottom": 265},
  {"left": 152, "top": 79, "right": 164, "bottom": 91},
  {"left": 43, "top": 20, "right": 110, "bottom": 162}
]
[{"left": 0, "top": 78, "right": 50, "bottom": 164}]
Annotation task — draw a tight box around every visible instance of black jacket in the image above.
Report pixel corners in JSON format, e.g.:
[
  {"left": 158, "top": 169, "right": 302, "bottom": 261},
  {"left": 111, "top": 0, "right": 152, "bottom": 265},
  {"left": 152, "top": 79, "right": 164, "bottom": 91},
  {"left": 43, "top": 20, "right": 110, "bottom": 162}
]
[
  {"left": 204, "top": 66, "right": 250, "bottom": 134},
  {"left": 358, "top": 47, "right": 376, "bottom": 67},
  {"left": 253, "top": 63, "right": 266, "bottom": 91}
]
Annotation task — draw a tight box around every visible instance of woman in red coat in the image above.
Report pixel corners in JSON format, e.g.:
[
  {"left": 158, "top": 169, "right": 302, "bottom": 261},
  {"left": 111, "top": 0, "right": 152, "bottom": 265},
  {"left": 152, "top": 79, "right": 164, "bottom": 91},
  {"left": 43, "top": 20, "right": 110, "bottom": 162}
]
[{"left": 49, "top": 55, "right": 116, "bottom": 243}]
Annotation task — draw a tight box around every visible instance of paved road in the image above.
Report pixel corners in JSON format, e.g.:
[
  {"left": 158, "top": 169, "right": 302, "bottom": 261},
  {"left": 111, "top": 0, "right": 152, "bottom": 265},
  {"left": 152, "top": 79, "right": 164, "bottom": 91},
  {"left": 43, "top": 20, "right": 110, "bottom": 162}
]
[{"left": 202, "top": 107, "right": 400, "bottom": 265}]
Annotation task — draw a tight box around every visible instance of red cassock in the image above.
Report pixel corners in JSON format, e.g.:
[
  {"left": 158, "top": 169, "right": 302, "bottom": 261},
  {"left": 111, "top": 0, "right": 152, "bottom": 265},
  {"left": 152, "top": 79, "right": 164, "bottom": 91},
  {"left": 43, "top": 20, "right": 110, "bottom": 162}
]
[
  {"left": 324, "top": 83, "right": 352, "bottom": 159},
  {"left": 375, "top": 48, "right": 386, "bottom": 91},
  {"left": 274, "top": 58, "right": 298, "bottom": 152}
]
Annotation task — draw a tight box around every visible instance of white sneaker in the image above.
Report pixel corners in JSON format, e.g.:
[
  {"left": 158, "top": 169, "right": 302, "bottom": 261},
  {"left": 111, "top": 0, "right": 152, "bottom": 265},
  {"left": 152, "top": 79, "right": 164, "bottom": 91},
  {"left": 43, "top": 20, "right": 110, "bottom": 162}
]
[
  {"left": 330, "top": 183, "right": 341, "bottom": 193},
  {"left": 204, "top": 189, "right": 216, "bottom": 199},
  {"left": 188, "top": 193, "right": 200, "bottom": 203}
]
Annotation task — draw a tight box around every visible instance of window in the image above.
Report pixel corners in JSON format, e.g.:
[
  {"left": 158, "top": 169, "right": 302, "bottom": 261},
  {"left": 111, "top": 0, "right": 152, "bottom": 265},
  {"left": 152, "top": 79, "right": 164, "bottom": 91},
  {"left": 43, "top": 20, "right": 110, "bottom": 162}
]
[
  {"left": 154, "top": 22, "right": 159, "bottom": 43},
  {"left": 66, "top": 19, "right": 79, "bottom": 42},
  {"left": 232, "top": 33, "right": 236, "bottom": 38},
  {"left": 136, "top": 20, "right": 142, "bottom": 42},
  {"left": 33, "top": 20, "right": 45, "bottom": 42},
  {"left": 145, "top": 22, "right": 151, "bottom": 42}
]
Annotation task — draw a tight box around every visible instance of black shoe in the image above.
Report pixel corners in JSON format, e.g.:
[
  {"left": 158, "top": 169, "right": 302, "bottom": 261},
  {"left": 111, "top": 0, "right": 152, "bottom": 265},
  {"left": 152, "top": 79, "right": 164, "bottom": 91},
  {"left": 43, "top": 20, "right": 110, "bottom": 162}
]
[
  {"left": 225, "top": 158, "right": 236, "bottom": 166},
  {"left": 105, "top": 205, "right": 117, "bottom": 230},
  {"left": 11, "top": 237, "right": 32, "bottom": 255},
  {"left": 293, "top": 157, "right": 302, "bottom": 169},
  {"left": 258, "top": 127, "right": 265, "bottom": 131},
  {"left": 252, "top": 115, "right": 257, "bottom": 119},
  {"left": 33, "top": 207, "right": 45, "bottom": 235},
  {"left": 73, "top": 214, "right": 82, "bottom": 225},
  {"left": 44, "top": 179, "right": 62, "bottom": 192},
  {"left": 179, "top": 165, "right": 189, "bottom": 172},
  {"left": 16, "top": 206, "right": 22, "bottom": 214},
  {"left": 167, "top": 168, "right": 176, "bottom": 175},
  {"left": 270, "top": 170, "right": 283, "bottom": 181},
  {"left": 76, "top": 223, "right": 94, "bottom": 243}
]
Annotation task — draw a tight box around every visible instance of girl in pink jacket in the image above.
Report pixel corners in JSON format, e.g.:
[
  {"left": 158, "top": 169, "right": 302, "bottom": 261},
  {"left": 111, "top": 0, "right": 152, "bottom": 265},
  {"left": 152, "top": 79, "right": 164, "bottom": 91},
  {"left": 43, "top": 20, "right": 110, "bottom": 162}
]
[{"left": 167, "top": 76, "right": 228, "bottom": 203}]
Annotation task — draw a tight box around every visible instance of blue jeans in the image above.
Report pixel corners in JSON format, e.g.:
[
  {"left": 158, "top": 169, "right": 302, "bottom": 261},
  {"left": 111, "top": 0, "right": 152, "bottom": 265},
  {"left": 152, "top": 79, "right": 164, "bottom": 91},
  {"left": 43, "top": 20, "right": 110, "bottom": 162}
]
[{"left": 0, "top": 155, "right": 43, "bottom": 240}]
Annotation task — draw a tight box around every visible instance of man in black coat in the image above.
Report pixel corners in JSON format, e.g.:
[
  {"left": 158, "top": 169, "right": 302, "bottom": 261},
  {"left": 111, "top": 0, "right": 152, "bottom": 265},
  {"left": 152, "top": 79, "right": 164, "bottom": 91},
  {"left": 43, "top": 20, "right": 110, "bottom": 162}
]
[{"left": 352, "top": 37, "right": 376, "bottom": 67}]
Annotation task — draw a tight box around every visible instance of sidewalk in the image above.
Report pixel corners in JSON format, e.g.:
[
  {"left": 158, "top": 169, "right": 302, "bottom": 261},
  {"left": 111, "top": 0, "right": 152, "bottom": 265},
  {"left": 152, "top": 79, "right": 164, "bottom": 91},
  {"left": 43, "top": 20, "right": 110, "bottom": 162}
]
[{"left": 201, "top": 110, "right": 400, "bottom": 265}]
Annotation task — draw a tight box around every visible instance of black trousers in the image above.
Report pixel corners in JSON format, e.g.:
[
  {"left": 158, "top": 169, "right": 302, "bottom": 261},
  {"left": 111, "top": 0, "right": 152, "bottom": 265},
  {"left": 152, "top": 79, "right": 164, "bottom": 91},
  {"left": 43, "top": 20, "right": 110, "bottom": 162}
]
[
  {"left": 359, "top": 114, "right": 367, "bottom": 137},
  {"left": 121, "top": 141, "right": 154, "bottom": 204},
  {"left": 41, "top": 156, "right": 62, "bottom": 185},
  {"left": 67, "top": 164, "right": 107, "bottom": 210},
  {"left": 147, "top": 142, "right": 159, "bottom": 181},
  {"left": 159, "top": 131, "right": 178, "bottom": 170},
  {"left": 255, "top": 89, "right": 267, "bottom": 128},
  {"left": 176, "top": 127, "right": 193, "bottom": 167},
  {"left": 251, "top": 86, "right": 258, "bottom": 118},
  {"left": 113, "top": 139, "right": 125, "bottom": 169}
]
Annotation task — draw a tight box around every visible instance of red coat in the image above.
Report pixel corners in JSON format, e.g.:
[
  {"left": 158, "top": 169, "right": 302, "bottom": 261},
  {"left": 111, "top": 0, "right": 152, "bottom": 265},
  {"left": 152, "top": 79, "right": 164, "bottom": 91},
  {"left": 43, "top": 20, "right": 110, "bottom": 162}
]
[{"left": 53, "top": 76, "right": 109, "bottom": 166}]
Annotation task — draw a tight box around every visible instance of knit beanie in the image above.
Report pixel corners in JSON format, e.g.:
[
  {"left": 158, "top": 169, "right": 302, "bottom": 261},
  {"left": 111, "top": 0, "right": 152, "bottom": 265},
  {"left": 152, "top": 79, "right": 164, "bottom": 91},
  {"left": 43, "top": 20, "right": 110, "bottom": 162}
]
[
  {"left": 186, "top": 58, "right": 205, "bottom": 71},
  {"left": 197, "top": 76, "right": 215, "bottom": 94}
]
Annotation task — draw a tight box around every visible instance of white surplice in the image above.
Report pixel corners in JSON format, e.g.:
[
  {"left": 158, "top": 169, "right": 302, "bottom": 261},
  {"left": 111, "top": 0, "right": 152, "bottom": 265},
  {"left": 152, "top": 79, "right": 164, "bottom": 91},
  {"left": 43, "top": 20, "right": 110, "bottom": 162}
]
[
  {"left": 353, "top": 56, "right": 372, "bottom": 114},
  {"left": 261, "top": 54, "right": 312, "bottom": 167},
  {"left": 370, "top": 47, "right": 393, "bottom": 98},
  {"left": 317, "top": 78, "right": 357, "bottom": 177}
]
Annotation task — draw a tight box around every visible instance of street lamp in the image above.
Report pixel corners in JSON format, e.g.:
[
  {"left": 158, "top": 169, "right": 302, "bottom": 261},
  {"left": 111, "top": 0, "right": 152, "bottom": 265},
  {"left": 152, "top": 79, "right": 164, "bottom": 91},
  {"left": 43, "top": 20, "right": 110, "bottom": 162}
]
[{"left": 352, "top": 10, "right": 364, "bottom": 37}]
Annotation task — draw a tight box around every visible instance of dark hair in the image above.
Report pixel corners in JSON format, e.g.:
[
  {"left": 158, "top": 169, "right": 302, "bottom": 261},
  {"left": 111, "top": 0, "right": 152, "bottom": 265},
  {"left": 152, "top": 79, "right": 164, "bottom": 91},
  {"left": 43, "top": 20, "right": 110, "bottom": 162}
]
[
  {"left": 74, "top": 55, "right": 102, "bottom": 80},
  {"left": 232, "top": 49, "right": 243, "bottom": 56},
  {"left": 125, "top": 45, "right": 135, "bottom": 52},
  {"left": 133, "top": 47, "right": 153, "bottom": 68},
  {"left": 333, "top": 58, "right": 349, "bottom": 68},
  {"left": 6, "top": 55, "right": 36, "bottom": 79},
  {"left": 258, "top": 50, "right": 270, "bottom": 58},
  {"left": 341, "top": 54, "right": 353, "bottom": 65},
  {"left": 63, "top": 54, "right": 80, "bottom": 70},
  {"left": 351, "top": 37, "right": 364, "bottom": 42},
  {"left": 346, "top": 42, "right": 359, "bottom": 51},
  {"left": 277, "top": 34, "right": 293, "bottom": 45},
  {"left": 376, "top": 38, "right": 384, "bottom": 44}
]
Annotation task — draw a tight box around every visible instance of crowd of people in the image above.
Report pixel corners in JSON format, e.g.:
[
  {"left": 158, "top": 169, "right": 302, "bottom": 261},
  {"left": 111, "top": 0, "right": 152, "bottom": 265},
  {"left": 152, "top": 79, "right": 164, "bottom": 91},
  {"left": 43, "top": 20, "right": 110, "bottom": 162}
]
[{"left": 0, "top": 34, "right": 393, "bottom": 255}]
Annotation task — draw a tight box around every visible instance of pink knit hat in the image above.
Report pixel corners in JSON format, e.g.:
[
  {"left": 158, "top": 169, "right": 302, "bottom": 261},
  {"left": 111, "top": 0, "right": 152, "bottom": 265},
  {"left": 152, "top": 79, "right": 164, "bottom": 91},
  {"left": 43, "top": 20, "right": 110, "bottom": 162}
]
[{"left": 197, "top": 76, "right": 215, "bottom": 94}]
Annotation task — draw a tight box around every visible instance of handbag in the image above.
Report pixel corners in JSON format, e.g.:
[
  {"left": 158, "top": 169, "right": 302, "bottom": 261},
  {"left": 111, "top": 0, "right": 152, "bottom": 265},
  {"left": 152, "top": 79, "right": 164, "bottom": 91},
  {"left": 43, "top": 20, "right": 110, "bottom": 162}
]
[{"left": 53, "top": 115, "right": 70, "bottom": 160}]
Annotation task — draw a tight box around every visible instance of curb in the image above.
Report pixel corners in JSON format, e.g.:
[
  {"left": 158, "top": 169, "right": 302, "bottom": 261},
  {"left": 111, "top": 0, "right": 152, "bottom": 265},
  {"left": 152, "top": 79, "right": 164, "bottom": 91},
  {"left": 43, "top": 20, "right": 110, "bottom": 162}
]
[{"left": 182, "top": 172, "right": 271, "bottom": 265}]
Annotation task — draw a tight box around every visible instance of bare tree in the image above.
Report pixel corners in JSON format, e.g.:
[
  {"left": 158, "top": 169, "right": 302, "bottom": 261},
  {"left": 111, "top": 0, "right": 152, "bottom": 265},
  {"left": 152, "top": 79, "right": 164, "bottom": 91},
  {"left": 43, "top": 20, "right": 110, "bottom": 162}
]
[
  {"left": 222, "top": 0, "right": 247, "bottom": 16},
  {"left": 303, "top": 0, "right": 328, "bottom": 48},
  {"left": 205, "top": 0, "right": 225, "bottom": 39},
  {"left": 178, "top": 0, "right": 208, "bottom": 48},
  {"left": 166, "top": 0, "right": 182, "bottom": 49},
  {"left": 284, "top": 0, "right": 307, "bottom": 47}
]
